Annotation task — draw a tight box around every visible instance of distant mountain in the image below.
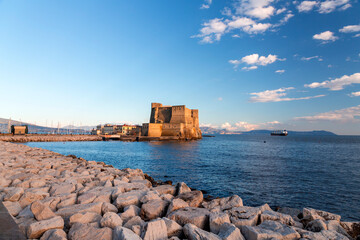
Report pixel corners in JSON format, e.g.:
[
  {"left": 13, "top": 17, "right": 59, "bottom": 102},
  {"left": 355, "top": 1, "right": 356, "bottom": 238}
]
[
  {"left": 200, "top": 127, "right": 337, "bottom": 136},
  {"left": 0, "top": 118, "right": 90, "bottom": 134}
]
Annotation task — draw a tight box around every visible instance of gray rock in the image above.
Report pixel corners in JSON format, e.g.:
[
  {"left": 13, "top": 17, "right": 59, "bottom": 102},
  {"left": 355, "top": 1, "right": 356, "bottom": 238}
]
[
  {"left": 140, "top": 191, "right": 161, "bottom": 203},
  {"left": 68, "top": 222, "right": 112, "bottom": 240},
  {"left": 115, "top": 190, "right": 147, "bottom": 210},
  {"left": 277, "top": 207, "right": 302, "bottom": 221},
  {"left": 303, "top": 208, "right": 341, "bottom": 222},
  {"left": 176, "top": 191, "right": 203, "bottom": 208},
  {"left": 49, "top": 183, "right": 75, "bottom": 196},
  {"left": 31, "top": 200, "right": 56, "bottom": 221},
  {"left": 120, "top": 205, "right": 141, "bottom": 222},
  {"left": 209, "top": 212, "right": 231, "bottom": 234},
  {"left": 3, "top": 187, "right": 24, "bottom": 201},
  {"left": 203, "top": 195, "right": 243, "bottom": 212},
  {"left": 40, "top": 229, "right": 67, "bottom": 240},
  {"left": 162, "top": 217, "right": 183, "bottom": 238},
  {"left": 113, "top": 226, "right": 142, "bottom": 240},
  {"left": 340, "top": 221, "right": 360, "bottom": 239},
  {"left": 183, "top": 223, "right": 221, "bottom": 240},
  {"left": 123, "top": 216, "right": 145, "bottom": 230},
  {"left": 218, "top": 222, "right": 245, "bottom": 240},
  {"left": 18, "top": 205, "right": 35, "bottom": 218},
  {"left": 152, "top": 185, "right": 176, "bottom": 195},
  {"left": 260, "top": 210, "right": 295, "bottom": 226},
  {"left": 100, "top": 212, "right": 123, "bottom": 229},
  {"left": 306, "top": 219, "right": 328, "bottom": 232},
  {"left": 327, "top": 220, "right": 352, "bottom": 238},
  {"left": 176, "top": 182, "right": 192, "bottom": 195},
  {"left": 55, "top": 202, "right": 103, "bottom": 219},
  {"left": 167, "top": 198, "right": 189, "bottom": 215},
  {"left": 242, "top": 220, "right": 300, "bottom": 240},
  {"left": 69, "top": 212, "right": 102, "bottom": 226},
  {"left": 168, "top": 207, "right": 210, "bottom": 230},
  {"left": 140, "top": 199, "right": 169, "bottom": 220},
  {"left": 226, "top": 206, "right": 262, "bottom": 227},
  {"left": 141, "top": 219, "right": 168, "bottom": 240},
  {"left": 3, "top": 200, "right": 22, "bottom": 216},
  {"left": 102, "top": 202, "right": 119, "bottom": 214},
  {"left": 27, "top": 216, "right": 64, "bottom": 239}
]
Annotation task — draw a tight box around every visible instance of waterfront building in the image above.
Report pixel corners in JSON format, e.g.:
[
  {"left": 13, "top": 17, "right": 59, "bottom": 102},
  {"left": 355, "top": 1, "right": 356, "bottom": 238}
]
[
  {"left": 141, "top": 103, "right": 202, "bottom": 139},
  {"left": 11, "top": 125, "right": 28, "bottom": 135}
]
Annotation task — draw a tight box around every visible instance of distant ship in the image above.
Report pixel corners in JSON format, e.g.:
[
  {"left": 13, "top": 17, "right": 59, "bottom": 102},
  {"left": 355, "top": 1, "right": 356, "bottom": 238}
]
[{"left": 271, "top": 130, "right": 288, "bottom": 136}]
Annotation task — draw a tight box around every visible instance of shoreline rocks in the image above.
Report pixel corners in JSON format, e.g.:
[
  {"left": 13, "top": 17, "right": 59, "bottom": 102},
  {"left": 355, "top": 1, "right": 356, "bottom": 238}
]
[{"left": 0, "top": 141, "right": 359, "bottom": 240}]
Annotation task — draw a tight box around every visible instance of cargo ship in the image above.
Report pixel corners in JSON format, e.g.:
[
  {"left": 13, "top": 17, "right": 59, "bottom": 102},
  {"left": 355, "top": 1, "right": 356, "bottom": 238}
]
[{"left": 271, "top": 130, "right": 288, "bottom": 136}]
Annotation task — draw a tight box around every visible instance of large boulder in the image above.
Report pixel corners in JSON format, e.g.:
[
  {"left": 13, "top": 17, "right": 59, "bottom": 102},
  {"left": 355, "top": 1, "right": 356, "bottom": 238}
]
[
  {"left": 27, "top": 216, "right": 64, "bottom": 239},
  {"left": 168, "top": 207, "right": 210, "bottom": 230},
  {"left": 69, "top": 212, "right": 102, "bottom": 226},
  {"left": 140, "top": 199, "right": 169, "bottom": 220},
  {"left": 176, "top": 182, "right": 192, "bottom": 195},
  {"left": 3, "top": 201, "right": 22, "bottom": 216},
  {"left": 141, "top": 219, "right": 168, "bottom": 240},
  {"left": 242, "top": 220, "right": 300, "bottom": 240},
  {"left": 340, "top": 221, "right": 360, "bottom": 239},
  {"left": 226, "top": 206, "right": 263, "bottom": 227},
  {"left": 123, "top": 216, "right": 146, "bottom": 230},
  {"left": 183, "top": 223, "right": 221, "bottom": 240},
  {"left": 209, "top": 212, "right": 231, "bottom": 234},
  {"left": 306, "top": 219, "right": 327, "bottom": 232},
  {"left": 218, "top": 222, "right": 245, "bottom": 240},
  {"left": 49, "top": 183, "right": 75, "bottom": 196},
  {"left": 203, "top": 195, "right": 243, "bottom": 212},
  {"left": 113, "top": 226, "right": 142, "bottom": 240},
  {"left": 327, "top": 220, "right": 352, "bottom": 239},
  {"left": 40, "top": 229, "right": 67, "bottom": 240},
  {"left": 31, "top": 200, "right": 56, "bottom": 221},
  {"left": 303, "top": 208, "right": 341, "bottom": 222},
  {"left": 167, "top": 198, "right": 189, "bottom": 215},
  {"left": 68, "top": 222, "right": 112, "bottom": 240},
  {"left": 260, "top": 210, "right": 295, "bottom": 226},
  {"left": 19, "top": 191, "right": 48, "bottom": 208},
  {"left": 120, "top": 205, "right": 141, "bottom": 222},
  {"left": 3, "top": 187, "right": 24, "bottom": 202},
  {"left": 176, "top": 191, "right": 203, "bottom": 207},
  {"left": 162, "top": 217, "right": 183, "bottom": 238},
  {"left": 152, "top": 185, "right": 176, "bottom": 195},
  {"left": 115, "top": 190, "right": 147, "bottom": 210},
  {"left": 55, "top": 202, "right": 103, "bottom": 219},
  {"left": 100, "top": 212, "right": 123, "bottom": 229}
]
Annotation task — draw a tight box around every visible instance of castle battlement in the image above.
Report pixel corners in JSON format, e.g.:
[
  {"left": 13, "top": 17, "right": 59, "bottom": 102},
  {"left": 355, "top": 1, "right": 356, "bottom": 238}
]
[{"left": 142, "top": 103, "right": 202, "bottom": 139}]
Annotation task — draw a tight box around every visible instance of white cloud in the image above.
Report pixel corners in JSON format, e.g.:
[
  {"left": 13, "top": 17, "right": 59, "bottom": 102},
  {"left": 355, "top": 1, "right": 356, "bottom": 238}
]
[
  {"left": 355, "top": 33, "right": 360, "bottom": 38},
  {"left": 276, "top": 7, "right": 287, "bottom": 15},
  {"left": 242, "top": 66, "right": 259, "bottom": 71},
  {"left": 339, "top": 24, "right": 360, "bottom": 33},
  {"left": 200, "top": 0, "right": 212, "bottom": 9},
  {"left": 301, "top": 56, "right": 322, "bottom": 61},
  {"left": 250, "top": 87, "right": 325, "bottom": 102},
  {"left": 297, "top": 1, "right": 318, "bottom": 12},
  {"left": 218, "top": 97, "right": 223, "bottom": 101},
  {"left": 220, "top": 120, "right": 282, "bottom": 131},
  {"left": 194, "top": 18, "right": 228, "bottom": 43},
  {"left": 221, "top": 7, "right": 232, "bottom": 16},
  {"left": 294, "top": 105, "right": 360, "bottom": 122},
  {"left": 349, "top": 91, "right": 360, "bottom": 97},
  {"left": 275, "top": 70, "right": 285, "bottom": 74},
  {"left": 230, "top": 53, "right": 284, "bottom": 70},
  {"left": 313, "top": 31, "right": 338, "bottom": 42},
  {"left": 227, "top": 17, "right": 272, "bottom": 34},
  {"left": 319, "top": 0, "right": 350, "bottom": 14},
  {"left": 305, "top": 73, "right": 360, "bottom": 91},
  {"left": 235, "top": 0, "right": 276, "bottom": 20}
]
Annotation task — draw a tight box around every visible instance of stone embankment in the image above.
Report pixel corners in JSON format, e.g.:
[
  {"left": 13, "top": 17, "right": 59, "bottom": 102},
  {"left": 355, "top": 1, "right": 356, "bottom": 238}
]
[
  {"left": 0, "top": 134, "right": 101, "bottom": 143},
  {"left": 0, "top": 141, "right": 359, "bottom": 240}
]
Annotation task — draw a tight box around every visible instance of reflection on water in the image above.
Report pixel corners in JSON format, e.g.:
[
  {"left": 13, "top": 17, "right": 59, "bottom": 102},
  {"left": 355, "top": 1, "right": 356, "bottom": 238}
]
[{"left": 26, "top": 135, "right": 360, "bottom": 220}]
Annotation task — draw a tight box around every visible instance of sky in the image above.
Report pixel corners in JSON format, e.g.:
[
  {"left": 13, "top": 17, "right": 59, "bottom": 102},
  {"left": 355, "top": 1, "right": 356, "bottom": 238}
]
[{"left": 0, "top": 0, "right": 359, "bottom": 135}]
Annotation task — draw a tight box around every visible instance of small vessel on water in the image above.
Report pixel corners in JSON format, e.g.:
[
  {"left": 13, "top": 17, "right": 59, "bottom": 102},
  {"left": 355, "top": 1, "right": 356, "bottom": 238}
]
[{"left": 271, "top": 130, "right": 288, "bottom": 136}]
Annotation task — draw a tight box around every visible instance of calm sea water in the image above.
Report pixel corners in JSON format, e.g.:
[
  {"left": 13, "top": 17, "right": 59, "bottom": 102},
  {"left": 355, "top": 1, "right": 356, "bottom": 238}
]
[{"left": 26, "top": 135, "right": 360, "bottom": 220}]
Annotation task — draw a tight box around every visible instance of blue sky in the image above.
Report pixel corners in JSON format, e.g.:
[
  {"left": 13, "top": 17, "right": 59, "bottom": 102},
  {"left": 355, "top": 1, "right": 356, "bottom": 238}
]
[{"left": 0, "top": 0, "right": 359, "bottom": 134}]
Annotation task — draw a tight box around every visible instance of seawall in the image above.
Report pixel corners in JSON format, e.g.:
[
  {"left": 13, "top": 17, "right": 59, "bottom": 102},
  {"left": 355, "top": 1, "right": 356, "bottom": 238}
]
[
  {"left": 0, "top": 134, "right": 102, "bottom": 143},
  {"left": 0, "top": 141, "right": 359, "bottom": 240}
]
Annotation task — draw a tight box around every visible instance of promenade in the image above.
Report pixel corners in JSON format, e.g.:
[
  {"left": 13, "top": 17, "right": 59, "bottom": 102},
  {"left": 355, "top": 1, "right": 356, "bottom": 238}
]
[{"left": 0, "top": 141, "right": 358, "bottom": 240}]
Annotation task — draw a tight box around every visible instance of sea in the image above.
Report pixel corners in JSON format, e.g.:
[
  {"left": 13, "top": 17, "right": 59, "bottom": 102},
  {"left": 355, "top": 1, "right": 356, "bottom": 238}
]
[{"left": 26, "top": 134, "right": 360, "bottom": 221}]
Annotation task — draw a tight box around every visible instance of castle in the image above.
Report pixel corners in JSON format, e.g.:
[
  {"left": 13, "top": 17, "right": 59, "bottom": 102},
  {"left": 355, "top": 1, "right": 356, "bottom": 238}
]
[{"left": 141, "top": 103, "right": 202, "bottom": 140}]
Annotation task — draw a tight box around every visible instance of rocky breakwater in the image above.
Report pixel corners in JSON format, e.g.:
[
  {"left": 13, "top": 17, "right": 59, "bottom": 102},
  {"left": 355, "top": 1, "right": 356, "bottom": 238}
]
[
  {"left": 0, "top": 134, "right": 102, "bottom": 143},
  {"left": 0, "top": 141, "right": 359, "bottom": 240}
]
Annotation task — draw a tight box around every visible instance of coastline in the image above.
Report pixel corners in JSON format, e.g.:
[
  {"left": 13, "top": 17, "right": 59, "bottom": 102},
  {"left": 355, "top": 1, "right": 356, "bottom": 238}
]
[
  {"left": 0, "top": 141, "right": 359, "bottom": 240},
  {"left": 0, "top": 134, "right": 102, "bottom": 143}
]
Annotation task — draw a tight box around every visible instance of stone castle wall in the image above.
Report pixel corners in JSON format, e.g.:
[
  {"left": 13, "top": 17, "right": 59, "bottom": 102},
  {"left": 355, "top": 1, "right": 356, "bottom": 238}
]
[{"left": 142, "top": 103, "right": 201, "bottom": 140}]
